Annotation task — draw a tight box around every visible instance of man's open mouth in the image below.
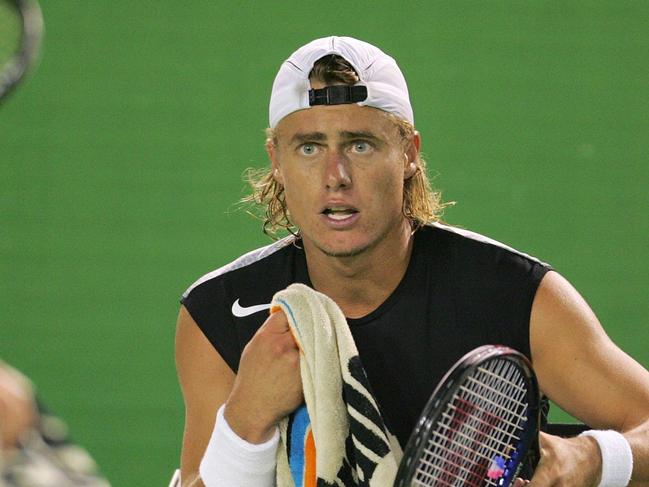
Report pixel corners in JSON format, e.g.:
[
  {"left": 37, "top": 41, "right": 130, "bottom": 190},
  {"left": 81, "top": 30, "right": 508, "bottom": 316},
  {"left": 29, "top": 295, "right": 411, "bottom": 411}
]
[{"left": 322, "top": 207, "right": 359, "bottom": 221}]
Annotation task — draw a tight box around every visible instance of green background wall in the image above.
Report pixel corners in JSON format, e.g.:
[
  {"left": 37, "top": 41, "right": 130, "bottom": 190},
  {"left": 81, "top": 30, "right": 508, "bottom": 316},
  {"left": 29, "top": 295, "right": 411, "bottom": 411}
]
[{"left": 2, "top": 2, "right": 647, "bottom": 485}]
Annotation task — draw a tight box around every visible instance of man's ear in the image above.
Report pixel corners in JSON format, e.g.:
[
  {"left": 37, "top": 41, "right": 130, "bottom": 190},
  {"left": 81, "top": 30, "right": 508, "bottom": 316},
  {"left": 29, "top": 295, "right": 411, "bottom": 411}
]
[
  {"left": 404, "top": 130, "right": 421, "bottom": 179},
  {"left": 266, "top": 138, "right": 283, "bottom": 184}
]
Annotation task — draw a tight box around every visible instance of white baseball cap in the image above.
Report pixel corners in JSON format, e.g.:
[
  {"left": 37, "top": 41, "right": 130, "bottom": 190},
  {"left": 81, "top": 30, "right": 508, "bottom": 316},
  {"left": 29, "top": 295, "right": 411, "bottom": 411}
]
[{"left": 268, "top": 36, "right": 414, "bottom": 128}]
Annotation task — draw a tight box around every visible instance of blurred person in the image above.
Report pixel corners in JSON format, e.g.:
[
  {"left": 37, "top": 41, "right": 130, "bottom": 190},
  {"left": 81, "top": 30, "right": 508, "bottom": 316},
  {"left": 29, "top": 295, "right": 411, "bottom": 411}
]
[
  {"left": 0, "top": 361, "right": 109, "bottom": 487},
  {"left": 176, "top": 36, "right": 649, "bottom": 486}
]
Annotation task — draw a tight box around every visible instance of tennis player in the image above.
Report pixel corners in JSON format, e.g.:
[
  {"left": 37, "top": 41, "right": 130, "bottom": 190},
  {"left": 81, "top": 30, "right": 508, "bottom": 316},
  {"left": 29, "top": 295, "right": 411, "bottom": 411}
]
[{"left": 175, "top": 36, "right": 649, "bottom": 486}]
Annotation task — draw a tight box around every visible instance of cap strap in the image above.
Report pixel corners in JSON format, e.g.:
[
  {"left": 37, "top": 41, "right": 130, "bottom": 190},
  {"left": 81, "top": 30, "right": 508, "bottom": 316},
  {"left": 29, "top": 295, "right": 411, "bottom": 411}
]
[{"left": 308, "top": 85, "right": 368, "bottom": 106}]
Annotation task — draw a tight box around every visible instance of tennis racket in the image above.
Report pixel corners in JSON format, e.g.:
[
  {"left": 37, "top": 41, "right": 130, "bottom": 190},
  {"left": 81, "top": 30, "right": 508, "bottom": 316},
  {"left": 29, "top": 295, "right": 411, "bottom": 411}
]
[
  {"left": 394, "top": 345, "right": 540, "bottom": 487},
  {"left": 0, "top": 0, "right": 43, "bottom": 104}
]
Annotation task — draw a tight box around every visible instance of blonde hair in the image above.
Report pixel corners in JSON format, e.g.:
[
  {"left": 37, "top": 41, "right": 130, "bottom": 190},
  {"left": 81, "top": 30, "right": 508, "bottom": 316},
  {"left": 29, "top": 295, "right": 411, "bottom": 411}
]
[{"left": 242, "top": 55, "right": 449, "bottom": 238}]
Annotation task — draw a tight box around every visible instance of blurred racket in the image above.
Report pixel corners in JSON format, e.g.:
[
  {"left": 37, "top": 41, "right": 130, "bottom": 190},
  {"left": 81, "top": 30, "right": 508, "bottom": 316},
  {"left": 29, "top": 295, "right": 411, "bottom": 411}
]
[
  {"left": 0, "top": 0, "right": 43, "bottom": 104},
  {"left": 394, "top": 345, "right": 541, "bottom": 487}
]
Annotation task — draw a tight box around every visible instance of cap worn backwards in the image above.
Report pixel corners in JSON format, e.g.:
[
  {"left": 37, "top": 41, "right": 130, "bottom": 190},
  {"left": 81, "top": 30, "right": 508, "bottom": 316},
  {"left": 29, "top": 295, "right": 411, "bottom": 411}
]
[{"left": 268, "top": 36, "right": 414, "bottom": 128}]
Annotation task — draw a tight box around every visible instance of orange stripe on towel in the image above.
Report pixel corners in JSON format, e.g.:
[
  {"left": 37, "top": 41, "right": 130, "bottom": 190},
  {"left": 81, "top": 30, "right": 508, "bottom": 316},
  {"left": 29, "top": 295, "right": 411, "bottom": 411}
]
[{"left": 305, "top": 429, "right": 316, "bottom": 487}]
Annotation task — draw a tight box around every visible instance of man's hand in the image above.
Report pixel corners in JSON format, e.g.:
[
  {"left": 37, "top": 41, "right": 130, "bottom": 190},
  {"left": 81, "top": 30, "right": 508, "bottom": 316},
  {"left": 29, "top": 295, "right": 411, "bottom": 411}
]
[
  {"left": 224, "top": 309, "right": 303, "bottom": 444},
  {"left": 513, "top": 432, "right": 601, "bottom": 486}
]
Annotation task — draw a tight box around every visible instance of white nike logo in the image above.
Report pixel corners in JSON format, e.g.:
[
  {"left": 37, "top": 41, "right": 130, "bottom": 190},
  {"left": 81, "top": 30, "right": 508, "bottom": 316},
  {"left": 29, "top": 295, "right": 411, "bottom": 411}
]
[{"left": 231, "top": 299, "right": 271, "bottom": 318}]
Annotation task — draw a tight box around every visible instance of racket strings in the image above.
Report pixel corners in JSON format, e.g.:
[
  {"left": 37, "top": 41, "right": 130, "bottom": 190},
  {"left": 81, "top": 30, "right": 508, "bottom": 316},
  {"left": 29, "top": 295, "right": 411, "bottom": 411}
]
[
  {"left": 418, "top": 426, "right": 509, "bottom": 487},
  {"left": 470, "top": 361, "right": 528, "bottom": 486},
  {"left": 458, "top": 384, "right": 527, "bottom": 432},
  {"left": 412, "top": 358, "right": 530, "bottom": 486},
  {"left": 437, "top": 412, "right": 520, "bottom": 452},
  {"left": 440, "top": 362, "right": 520, "bottom": 484},
  {"left": 446, "top": 397, "right": 522, "bottom": 435},
  {"left": 427, "top": 432, "right": 498, "bottom": 465},
  {"left": 415, "top": 446, "right": 487, "bottom": 486}
]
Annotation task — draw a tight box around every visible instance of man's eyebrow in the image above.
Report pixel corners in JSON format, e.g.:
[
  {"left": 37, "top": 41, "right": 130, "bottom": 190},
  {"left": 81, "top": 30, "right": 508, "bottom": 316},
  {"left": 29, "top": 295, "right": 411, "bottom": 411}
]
[
  {"left": 340, "top": 130, "right": 381, "bottom": 142},
  {"left": 289, "top": 132, "right": 327, "bottom": 145},
  {"left": 287, "top": 130, "right": 382, "bottom": 146}
]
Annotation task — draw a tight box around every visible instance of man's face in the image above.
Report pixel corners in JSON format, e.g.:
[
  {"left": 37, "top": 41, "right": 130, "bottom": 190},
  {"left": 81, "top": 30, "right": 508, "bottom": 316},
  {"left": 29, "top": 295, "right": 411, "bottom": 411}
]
[{"left": 268, "top": 101, "right": 418, "bottom": 259}]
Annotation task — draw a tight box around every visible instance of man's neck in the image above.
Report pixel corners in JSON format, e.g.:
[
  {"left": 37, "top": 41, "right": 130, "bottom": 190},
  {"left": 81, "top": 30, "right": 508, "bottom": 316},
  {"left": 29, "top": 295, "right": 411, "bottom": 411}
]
[{"left": 303, "top": 220, "right": 415, "bottom": 318}]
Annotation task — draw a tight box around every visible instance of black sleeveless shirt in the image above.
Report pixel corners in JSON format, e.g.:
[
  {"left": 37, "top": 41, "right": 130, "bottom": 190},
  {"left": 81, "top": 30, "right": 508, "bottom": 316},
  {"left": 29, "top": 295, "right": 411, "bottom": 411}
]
[{"left": 181, "top": 223, "right": 551, "bottom": 448}]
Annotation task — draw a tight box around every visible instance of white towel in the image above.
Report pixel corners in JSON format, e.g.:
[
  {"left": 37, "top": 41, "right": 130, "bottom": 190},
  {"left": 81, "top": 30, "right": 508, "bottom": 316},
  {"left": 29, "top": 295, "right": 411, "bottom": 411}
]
[{"left": 272, "top": 283, "right": 402, "bottom": 486}]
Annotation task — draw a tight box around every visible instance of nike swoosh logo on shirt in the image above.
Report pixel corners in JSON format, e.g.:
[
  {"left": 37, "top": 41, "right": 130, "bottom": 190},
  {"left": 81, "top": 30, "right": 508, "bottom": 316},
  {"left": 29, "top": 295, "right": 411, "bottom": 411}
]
[{"left": 231, "top": 299, "right": 271, "bottom": 318}]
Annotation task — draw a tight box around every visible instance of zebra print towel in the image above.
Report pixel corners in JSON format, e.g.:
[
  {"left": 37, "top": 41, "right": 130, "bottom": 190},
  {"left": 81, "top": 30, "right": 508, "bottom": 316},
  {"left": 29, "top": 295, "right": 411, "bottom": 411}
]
[{"left": 272, "top": 283, "right": 402, "bottom": 487}]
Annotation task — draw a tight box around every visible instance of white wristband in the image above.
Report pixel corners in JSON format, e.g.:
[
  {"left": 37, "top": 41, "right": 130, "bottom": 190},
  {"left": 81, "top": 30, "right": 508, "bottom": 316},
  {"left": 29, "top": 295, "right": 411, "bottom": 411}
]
[
  {"left": 580, "top": 429, "right": 633, "bottom": 487},
  {"left": 199, "top": 404, "right": 279, "bottom": 487}
]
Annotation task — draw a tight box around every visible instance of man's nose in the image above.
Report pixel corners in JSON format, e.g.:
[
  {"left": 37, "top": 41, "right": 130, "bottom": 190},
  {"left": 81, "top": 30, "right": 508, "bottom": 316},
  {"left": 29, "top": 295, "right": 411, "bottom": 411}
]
[{"left": 324, "top": 150, "right": 351, "bottom": 190}]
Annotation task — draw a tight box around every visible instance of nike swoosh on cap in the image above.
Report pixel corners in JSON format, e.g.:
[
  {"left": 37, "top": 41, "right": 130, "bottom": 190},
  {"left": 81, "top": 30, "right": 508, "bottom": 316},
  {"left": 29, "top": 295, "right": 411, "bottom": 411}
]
[{"left": 231, "top": 299, "right": 271, "bottom": 318}]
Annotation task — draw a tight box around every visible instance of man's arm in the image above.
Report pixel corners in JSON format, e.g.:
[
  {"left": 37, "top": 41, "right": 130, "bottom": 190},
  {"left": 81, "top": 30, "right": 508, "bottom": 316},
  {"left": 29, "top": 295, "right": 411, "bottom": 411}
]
[
  {"left": 175, "top": 306, "right": 234, "bottom": 487},
  {"left": 529, "top": 270, "right": 649, "bottom": 485},
  {"left": 175, "top": 305, "right": 303, "bottom": 486}
]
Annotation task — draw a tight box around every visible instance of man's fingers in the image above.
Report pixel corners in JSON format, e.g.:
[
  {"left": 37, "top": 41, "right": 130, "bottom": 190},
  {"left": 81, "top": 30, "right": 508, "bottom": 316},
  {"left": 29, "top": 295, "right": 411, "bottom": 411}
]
[
  {"left": 263, "top": 308, "right": 290, "bottom": 332},
  {"left": 254, "top": 309, "right": 300, "bottom": 353},
  {"left": 538, "top": 431, "right": 551, "bottom": 446}
]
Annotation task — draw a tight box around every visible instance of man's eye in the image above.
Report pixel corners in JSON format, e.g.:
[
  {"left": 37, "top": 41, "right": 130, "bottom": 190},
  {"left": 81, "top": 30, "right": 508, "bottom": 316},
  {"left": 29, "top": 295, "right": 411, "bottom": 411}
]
[
  {"left": 351, "top": 141, "right": 371, "bottom": 153},
  {"left": 299, "top": 143, "right": 317, "bottom": 155}
]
